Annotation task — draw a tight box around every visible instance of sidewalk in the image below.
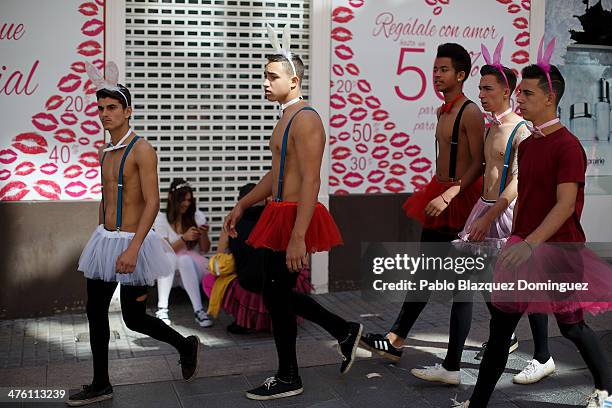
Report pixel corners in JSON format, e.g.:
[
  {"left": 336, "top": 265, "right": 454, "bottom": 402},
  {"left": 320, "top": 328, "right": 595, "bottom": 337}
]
[{"left": 1, "top": 290, "right": 611, "bottom": 407}]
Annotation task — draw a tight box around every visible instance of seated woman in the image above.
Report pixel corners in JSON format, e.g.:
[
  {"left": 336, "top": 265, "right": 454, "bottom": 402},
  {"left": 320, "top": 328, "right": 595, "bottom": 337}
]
[
  {"left": 154, "top": 179, "right": 213, "bottom": 328},
  {"left": 203, "top": 183, "right": 311, "bottom": 334}
]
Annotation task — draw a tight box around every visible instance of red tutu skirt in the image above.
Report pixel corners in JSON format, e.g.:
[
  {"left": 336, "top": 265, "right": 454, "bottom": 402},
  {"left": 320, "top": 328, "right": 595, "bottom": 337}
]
[
  {"left": 402, "top": 176, "right": 482, "bottom": 231},
  {"left": 492, "top": 235, "right": 612, "bottom": 323},
  {"left": 246, "top": 201, "right": 343, "bottom": 253}
]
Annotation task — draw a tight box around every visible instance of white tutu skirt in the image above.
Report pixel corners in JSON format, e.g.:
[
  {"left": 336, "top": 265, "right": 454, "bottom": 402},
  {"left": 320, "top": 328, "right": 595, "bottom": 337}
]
[
  {"left": 452, "top": 197, "right": 515, "bottom": 257},
  {"left": 78, "top": 225, "right": 176, "bottom": 286}
]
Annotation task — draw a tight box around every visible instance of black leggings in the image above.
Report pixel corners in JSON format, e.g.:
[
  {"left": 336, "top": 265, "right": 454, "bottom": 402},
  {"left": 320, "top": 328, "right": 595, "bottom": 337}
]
[
  {"left": 469, "top": 306, "right": 612, "bottom": 407},
  {"left": 86, "top": 278, "right": 189, "bottom": 387},
  {"left": 261, "top": 250, "right": 350, "bottom": 381}
]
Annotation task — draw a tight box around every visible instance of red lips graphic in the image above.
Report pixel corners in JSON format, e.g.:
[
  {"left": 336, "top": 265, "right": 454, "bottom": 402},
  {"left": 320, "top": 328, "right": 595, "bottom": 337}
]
[
  {"left": 332, "top": 162, "right": 347, "bottom": 174},
  {"left": 12, "top": 133, "right": 48, "bottom": 154},
  {"left": 374, "top": 134, "right": 387, "bottom": 144},
  {"left": 92, "top": 59, "right": 104, "bottom": 70},
  {"left": 79, "top": 137, "right": 90, "bottom": 146},
  {"left": 34, "top": 180, "right": 61, "bottom": 200},
  {"left": 521, "top": 0, "right": 530, "bottom": 10},
  {"left": 57, "top": 73, "right": 82, "bottom": 93},
  {"left": 79, "top": 151, "right": 100, "bottom": 167},
  {"left": 85, "top": 168, "right": 99, "bottom": 179},
  {"left": 330, "top": 94, "right": 347, "bottom": 110},
  {"left": 81, "top": 120, "right": 101, "bottom": 135},
  {"left": 32, "top": 112, "right": 59, "bottom": 132},
  {"left": 330, "top": 136, "right": 337, "bottom": 145},
  {"left": 410, "top": 157, "right": 432, "bottom": 173},
  {"left": 90, "top": 183, "right": 103, "bottom": 194},
  {"left": 93, "top": 140, "right": 106, "bottom": 149},
  {"left": 515, "top": 31, "right": 529, "bottom": 47},
  {"left": 404, "top": 145, "right": 422, "bottom": 157},
  {"left": 61, "top": 112, "right": 79, "bottom": 126},
  {"left": 65, "top": 181, "right": 88, "bottom": 198},
  {"left": 71, "top": 61, "right": 87, "bottom": 73},
  {"left": 384, "top": 178, "right": 405, "bottom": 193},
  {"left": 365, "top": 96, "right": 381, "bottom": 109},
  {"left": 511, "top": 50, "right": 529, "bottom": 64},
  {"left": 371, "top": 146, "right": 389, "bottom": 160},
  {"left": 347, "top": 93, "right": 363, "bottom": 105},
  {"left": 390, "top": 163, "right": 407, "bottom": 176},
  {"left": 513, "top": 17, "right": 528, "bottom": 30},
  {"left": 507, "top": 3, "right": 521, "bottom": 13},
  {"left": 64, "top": 164, "right": 84, "bottom": 179},
  {"left": 40, "top": 162, "right": 59, "bottom": 175},
  {"left": 82, "top": 18, "right": 104, "bottom": 37},
  {"left": 330, "top": 114, "right": 348, "bottom": 129},
  {"left": 349, "top": 0, "right": 364, "bottom": 7},
  {"left": 384, "top": 122, "right": 396, "bottom": 131},
  {"left": 332, "top": 7, "right": 354, "bottom": 24},
  {"left": 77, "top": 40, "right": 102, "bottom": 57},
  {"left": 378, "top": 160, "right": 390, "bottom": 169},
  {"left": 343, "top": 172, "right": 364, "bottom": 188},
  {"left": 45, "top": 95, "right": 64, "bottom": 110},
  {"left": 345, "top": 63, "right": 360, "bottom": 76},
  {"left": 411, "top": 174, "right": 429, "bottom": 190},
  {"left": 372, "top": 109, "right": 389, "bottom": 122},
  {"left": 0, "top": 169, "right": 11, "bottom": 181},
  {"left": 357, "top": 79, "right": 372, "bottom": 93},
  {"left": 85, "top": 101, "right": 99, "bottom": 116},
  {"left": 334, "top": 189, "right": 349, "bottom": 195},
  {"left": 329, "top": 175, "right": 340, "bottom": 187},
  {"left": 0, "top": 181, "right": 29, "bottom": 201},
  {"left": 496, "top": 0, "right": 512, "bottom": 3},
  {"left": 366, "top": 186, "right": 381, "bottom": 194},
  {"left": 367, "top": 169, "right": 385, "bottom": 184},
  {"left": 332, "top": 64, "right": 345, "bottom": 76},
  {"left": 392, "top": 152, "right": 403, "bottom": 160},
  {"left": 54, "top": 129, "right": 77, "bottom": 144},
  {"left": 335, "top": 44, "right": 354, "bottom": 61},
  {"left": 338, "top": 131, "right": 350, "bottom": 141},
  {"left": 331, "top": 146, "right": 351, "bottom": 160},
  {"left": 349, "top": 107, "right": 367, "bottom": 121},
  {"left": 15, "top": 161, "right": 36, "bottom": 176},
  {"left": 331, "top": 27, "right": 353, "bottom": 42},
  {"left": 79, "top": 2, "right": 99, "bottom": 16},
  {"left": 390, "top": 132, "right": 410, "bottom": 148},
  {"left": 356, "top": 143, "right": 368, "bottom": 154},
  {"left": 0, "top": 149, "right": 17, "bottom": 165},
  {"left": 83, "top": 79, "right": 97, "bottom": 95}
]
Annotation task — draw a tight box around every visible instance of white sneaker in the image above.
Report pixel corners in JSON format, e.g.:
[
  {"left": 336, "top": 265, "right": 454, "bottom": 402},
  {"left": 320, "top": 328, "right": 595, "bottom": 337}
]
[
  {"left": 155, "top": 308, "right": 171, "bottom": 325},
  {"left": 411, "top": 363, "right": 461, "bottom": 385},
  {"left": 195, "top": 309, "right": 213, "bottom": 328},
  {"left": 586, "top": 389, "right": 611, "bottom": 408},
  {"left": 512, "top": 357, "right": 555, "bottom": 384},
  {"left": 450, "top": 396, "right": 469, "bottom": 407}
]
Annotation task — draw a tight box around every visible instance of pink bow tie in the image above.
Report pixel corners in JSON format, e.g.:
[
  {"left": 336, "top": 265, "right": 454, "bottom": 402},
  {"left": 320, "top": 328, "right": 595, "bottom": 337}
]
[
  {"left": 484, "top": 108, "right": 512, "bottom": 127},
  {"left": 527, "top": 118, "right": 560, "bottom": 138}
]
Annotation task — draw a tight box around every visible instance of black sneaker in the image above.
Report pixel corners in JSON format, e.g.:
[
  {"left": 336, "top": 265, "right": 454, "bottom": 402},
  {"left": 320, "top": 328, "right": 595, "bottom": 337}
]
[
  {"left": 179, "top": 335, "right": 200, "bottom": 381},
  {"left": 245, "top": 376, "right": 303, "bottom": 400},
  {"left": 359, "top": 332, "right": 403, "bottom": 362},
  {"left": 227, "top": 321, "right": 255, "bottom": 335},
  {"left": 475, "top": 336, "right": 518, "bottom": 360},
  {"left": 66, "top": 384, "right": 113, "bottom": 406},
  {"left": 339, "top": 322, "right": 363, "bottom": 374}
]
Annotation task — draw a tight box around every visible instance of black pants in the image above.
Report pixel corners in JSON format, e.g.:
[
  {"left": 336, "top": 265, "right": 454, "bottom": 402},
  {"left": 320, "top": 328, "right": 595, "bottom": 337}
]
[
  {"left": 261, "top": 250, "right": 350, "bottom": 381},
  {"left": 86, "top": 278, "right": 189, "bottom": 387},
  {"left": 469, "top": 306, "right": 612, "bottom": 407},
  {"left": 390, "top": 228, "right": 551, "bottom": 371}
]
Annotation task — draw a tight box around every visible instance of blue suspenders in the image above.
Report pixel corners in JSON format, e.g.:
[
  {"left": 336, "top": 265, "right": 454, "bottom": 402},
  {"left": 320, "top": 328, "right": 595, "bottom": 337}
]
[
  {"left": 483, "top": 121, "right": 526, "bottom": 197},
  {"left": 275, "top": 106, "right": 317, "bottom": 202},
  {"left": 100, "top": 136, "right": 140, "bottom": 231}
]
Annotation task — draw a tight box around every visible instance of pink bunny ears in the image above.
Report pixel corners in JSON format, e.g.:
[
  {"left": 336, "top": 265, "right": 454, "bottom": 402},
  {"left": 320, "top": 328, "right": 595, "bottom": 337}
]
[
  {"left": 481, "top": 37, "right": 510, "bottom": 90},
  {"left": 536, "top": 36, "right": 556, "bottom": 95},
  {"left": 86, "top": 61, "right": 130, "bottom": 106}
]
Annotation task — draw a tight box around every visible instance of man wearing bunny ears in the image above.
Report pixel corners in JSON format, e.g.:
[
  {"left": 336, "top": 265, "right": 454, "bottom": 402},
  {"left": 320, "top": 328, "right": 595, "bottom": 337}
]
[
  {"left": 68, "top": 64, "right": 201, "bottom": 406},
  {"left": 452, "top": 39, "right": 612, "bottom": 408},
  {"left": 224, "top": 25, "right": 363, "bottom": 401}
]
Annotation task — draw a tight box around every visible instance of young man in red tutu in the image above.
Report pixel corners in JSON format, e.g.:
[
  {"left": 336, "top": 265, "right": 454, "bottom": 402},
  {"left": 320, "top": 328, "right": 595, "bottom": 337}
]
[
  {"left": 452, "top": 50, "right": 612, "bottom": 408},
  {"left": 361, "top": 43, "right": 485, "bottom": 372},
  {"left": 224, "top": 26, "right": 363, "bottom": 401}
]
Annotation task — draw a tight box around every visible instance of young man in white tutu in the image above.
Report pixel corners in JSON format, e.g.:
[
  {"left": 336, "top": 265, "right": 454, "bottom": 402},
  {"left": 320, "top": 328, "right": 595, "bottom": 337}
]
[{"left": 68, "top": 64, "right": 201, "bottom": 406}]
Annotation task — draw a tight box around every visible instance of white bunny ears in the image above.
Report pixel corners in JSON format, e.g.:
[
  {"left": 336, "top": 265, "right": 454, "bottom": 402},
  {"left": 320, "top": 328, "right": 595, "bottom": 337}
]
[
  {"left": 266, "top": 23, "right": 297, "bottom": 77},
  {"left": 86, "top": 61, "right": 130, "bottom": 106}
]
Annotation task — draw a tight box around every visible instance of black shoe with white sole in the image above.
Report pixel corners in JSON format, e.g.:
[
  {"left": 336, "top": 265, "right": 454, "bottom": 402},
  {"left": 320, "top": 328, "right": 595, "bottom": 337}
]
[
  {"left": 359, "top": 332, "right": 403, "bottom": 362},
  {"left": 66, "top": 384, "right": 113, "bottom": 406},
  {"left": 179, "top": 335, "right": 200, "bottom": 381},
  {"left": 475, "top": 335, "right": 518, "bottom": 360},
  {"left": 245, "top": 376, "right": 303, "bottom": 401},
  {"left": 339, "top": 322, "right": 363, "bottom": 374}
]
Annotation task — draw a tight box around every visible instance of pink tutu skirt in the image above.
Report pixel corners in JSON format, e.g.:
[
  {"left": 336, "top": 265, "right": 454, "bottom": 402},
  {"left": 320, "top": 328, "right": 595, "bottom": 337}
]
[{"left": 492, "top": 235, "right": 612, "bottom": 322}]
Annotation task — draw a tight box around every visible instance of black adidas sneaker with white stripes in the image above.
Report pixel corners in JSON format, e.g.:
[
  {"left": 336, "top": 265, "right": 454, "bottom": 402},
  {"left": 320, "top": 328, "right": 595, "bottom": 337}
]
[{"left": 359, "top": 332, "right": 403, "bottom": 362}]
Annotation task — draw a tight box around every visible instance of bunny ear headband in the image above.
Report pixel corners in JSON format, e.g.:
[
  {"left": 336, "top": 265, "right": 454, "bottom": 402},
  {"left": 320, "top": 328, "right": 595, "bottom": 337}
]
[
  {"left": 481, "top": 37, "right": 510, "bottom": 90},
  {"left": 536, "top": 36, "right": 557, "bottom": 95},
  {"left": 86, "top": 61, "right": 130, "bottom": 106},
  {"left": 266, "top": 23, "right": 296, "bottom": 77}
]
